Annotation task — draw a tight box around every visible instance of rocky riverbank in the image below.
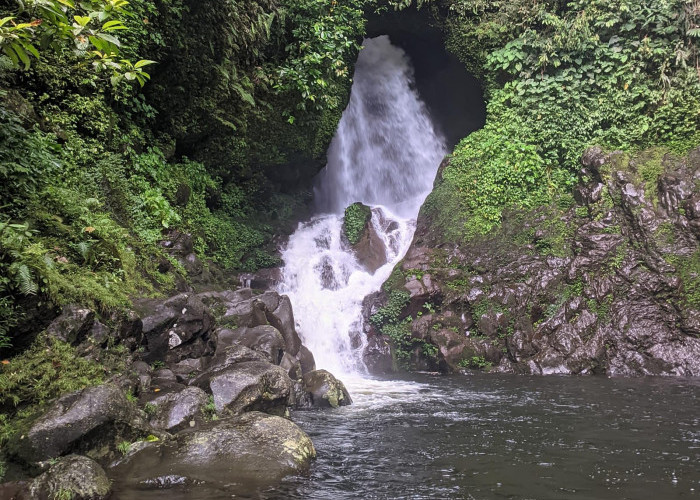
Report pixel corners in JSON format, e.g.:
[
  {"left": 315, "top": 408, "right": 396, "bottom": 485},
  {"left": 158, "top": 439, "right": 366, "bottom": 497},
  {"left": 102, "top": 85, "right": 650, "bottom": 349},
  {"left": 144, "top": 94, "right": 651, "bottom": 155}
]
[
  {"left": 364, "top": 147, "right": 700, "bottom": 377},
  {"left": 0, "top": 286, "right": 350, "bottom": 498}
]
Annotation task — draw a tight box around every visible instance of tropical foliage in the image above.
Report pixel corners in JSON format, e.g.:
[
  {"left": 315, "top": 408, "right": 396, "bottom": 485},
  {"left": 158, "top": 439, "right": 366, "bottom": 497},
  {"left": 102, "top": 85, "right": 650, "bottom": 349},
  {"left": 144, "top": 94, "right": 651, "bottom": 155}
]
[{"left": 429, "top": 0, "right": 700, "bottom": 237}]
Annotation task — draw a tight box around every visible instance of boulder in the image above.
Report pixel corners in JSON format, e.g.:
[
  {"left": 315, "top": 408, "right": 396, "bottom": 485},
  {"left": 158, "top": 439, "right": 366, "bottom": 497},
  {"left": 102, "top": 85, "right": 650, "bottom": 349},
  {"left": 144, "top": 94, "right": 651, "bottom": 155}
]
[
  {"left": 280, "top": 352, "right": 302, "bottom": 381},
  {"left": 296, "top": 345, "right": 316, "bottom": 374},
  {"left": 194, "top": 361, "right": 293, "bottom": 414},
  {"left": 362, "top": 335, "right": 393, "bottom": 374},
  {"left": 113, "top": 412, "right": 315, "bottom": 493},
  {"left": 300, "top": 370, "right": 352, "bottom": 408},
  {"left": 206, "top": 344, "right": 268, "bottom": 373},
  {"left": 169, "top": 358, "right": 204, "bottom": 383},
  {"left": 266, "top": 295, "right": 302, "bottom": 356},
  {"left": 147, "top": 386, "right": 209, "bottom": 432},
  {"left": 45, "top": 305, "right": 95, "bottom": 345},
  {"left": 214, "top": 325, "right": 285, "bottom": 365},
  {"left": 133, "top": 293, "right": 214, "bottom": 363},
  {"left": 9, "top": 384, "right": 138, "bottom": 463},
  {"left": 28, "top": 455, "right": 111, "bottom": 500}
]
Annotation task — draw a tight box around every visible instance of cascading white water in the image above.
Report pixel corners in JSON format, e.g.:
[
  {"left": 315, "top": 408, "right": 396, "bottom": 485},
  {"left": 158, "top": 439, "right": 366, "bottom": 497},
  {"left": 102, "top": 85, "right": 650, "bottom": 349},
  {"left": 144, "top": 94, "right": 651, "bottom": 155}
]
[{"left": 278, "top": 36, "right": 447, "bottom": 376}]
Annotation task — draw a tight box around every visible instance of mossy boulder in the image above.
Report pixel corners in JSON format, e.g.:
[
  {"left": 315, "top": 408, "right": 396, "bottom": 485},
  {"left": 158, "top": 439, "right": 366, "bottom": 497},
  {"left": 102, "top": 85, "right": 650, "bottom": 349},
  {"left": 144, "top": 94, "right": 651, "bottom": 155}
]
[
  {"left": 343, "top": 202, "right": 372, "bottom": 245},
  {"left": 342, "top": 203, "right": 387, "bottom": 273},
  {"left": 300, "top": 370, "right": 352, "bottom": 408},
  {"left": 112, "top": 412, "right": 316, "bottom": 494},
  {"left": 193, "top": 361, "right": 293, "bottom": 414},
  {"left": 9, "top": 384, "right": 141, "bottom": 464},
  {"left": 28, "top": 455, "right": 111, "bottom": 500}
]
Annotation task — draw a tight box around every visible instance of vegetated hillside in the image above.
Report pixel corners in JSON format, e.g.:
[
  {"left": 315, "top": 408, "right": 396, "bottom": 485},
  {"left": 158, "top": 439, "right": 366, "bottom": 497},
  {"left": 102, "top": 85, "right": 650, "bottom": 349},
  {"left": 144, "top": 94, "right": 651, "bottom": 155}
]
[
  {"left": 0, "top": 0, "right": 393, "bottom": 352},
  {"left": 367, "top": 0, "right": 700, "bottom": 374}
]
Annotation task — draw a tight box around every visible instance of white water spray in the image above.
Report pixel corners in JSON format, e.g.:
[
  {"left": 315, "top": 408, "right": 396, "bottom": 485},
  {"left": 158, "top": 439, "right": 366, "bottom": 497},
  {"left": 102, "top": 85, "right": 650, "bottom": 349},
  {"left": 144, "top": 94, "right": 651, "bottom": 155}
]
[{"left": 278, "top": 36, "right": 447, "bottom": 376}]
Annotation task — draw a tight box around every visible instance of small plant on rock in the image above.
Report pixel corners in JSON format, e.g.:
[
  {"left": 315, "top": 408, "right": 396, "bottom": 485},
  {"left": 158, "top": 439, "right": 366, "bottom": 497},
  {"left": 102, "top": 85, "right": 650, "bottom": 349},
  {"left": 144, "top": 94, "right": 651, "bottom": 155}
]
[
  {"left": 144, "top": 403, "right": 158, "bottom": 417},
  {"left": 202, "top": 396, "right": 218, "bottom": 421},
  {"left": 117, "top": 441, "right": 131, "bottom": 456}
]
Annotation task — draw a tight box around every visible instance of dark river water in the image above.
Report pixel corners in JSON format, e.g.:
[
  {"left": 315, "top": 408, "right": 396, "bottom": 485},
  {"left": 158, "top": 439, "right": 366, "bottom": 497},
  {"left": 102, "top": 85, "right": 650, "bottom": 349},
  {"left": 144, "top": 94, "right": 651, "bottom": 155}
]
[{"left": 256, "top": 373, "right": 700, "bottom": 500}]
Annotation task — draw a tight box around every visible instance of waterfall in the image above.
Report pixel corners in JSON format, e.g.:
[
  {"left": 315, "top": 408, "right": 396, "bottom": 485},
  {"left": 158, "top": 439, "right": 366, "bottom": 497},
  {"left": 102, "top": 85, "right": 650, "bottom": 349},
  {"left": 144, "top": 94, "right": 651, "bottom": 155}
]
[{"left": 278, "top": 36, "right": 447, "bottom": 376}]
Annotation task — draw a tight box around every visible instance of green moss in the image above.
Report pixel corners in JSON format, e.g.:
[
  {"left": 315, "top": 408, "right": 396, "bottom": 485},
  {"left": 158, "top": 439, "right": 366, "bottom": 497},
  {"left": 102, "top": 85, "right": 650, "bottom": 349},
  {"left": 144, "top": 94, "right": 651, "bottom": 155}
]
[
  {"left": 458, "top": 356, "right": 492, "bottom": 371},
  {"left": 668, "top": 250, "right": 700, "bottom": 309},
  {"left": 0, "top": 336, "right": 124, "bottom": 413},
  {"left": 343, "top": 203, "right": 371, "bottom": 245}
]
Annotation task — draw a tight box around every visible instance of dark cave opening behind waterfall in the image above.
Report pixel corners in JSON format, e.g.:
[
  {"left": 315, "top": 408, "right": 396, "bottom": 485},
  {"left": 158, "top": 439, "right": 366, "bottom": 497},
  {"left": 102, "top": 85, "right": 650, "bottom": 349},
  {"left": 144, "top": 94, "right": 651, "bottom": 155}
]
[{"left": 365, "top": 7, "right": 486, "bottom": 149}]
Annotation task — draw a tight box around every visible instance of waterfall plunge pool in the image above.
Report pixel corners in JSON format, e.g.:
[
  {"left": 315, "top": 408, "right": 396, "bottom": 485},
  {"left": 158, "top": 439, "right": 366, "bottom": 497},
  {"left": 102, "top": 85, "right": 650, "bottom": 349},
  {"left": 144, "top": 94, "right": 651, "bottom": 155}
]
[{"left": 263, "top": 373, "right": 700, "bottom": 500}]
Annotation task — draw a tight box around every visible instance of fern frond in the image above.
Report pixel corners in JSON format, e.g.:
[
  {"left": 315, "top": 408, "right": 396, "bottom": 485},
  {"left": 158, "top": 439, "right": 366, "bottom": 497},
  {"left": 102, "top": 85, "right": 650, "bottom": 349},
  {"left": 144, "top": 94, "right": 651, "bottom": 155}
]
[{"left": 10, "top": 263, "right": 38, "bottom": 296}]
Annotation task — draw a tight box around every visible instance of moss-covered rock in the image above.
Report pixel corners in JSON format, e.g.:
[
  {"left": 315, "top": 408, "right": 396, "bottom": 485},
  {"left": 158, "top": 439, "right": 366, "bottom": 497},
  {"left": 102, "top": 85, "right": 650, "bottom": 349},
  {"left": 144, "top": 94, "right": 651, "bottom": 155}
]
[
  {"left": 112, "top": 412, "right": 316, "bottom": 493},
  {"left": 369, "top": 146, "right": 700, "bottom": 376},
  {"left": 300, "top": 369, "right": 352, "bottom": 409},
  {"left": 343, "top": 202, "right": 372, "bottom": 245},
  {"left": 29, "top": 455, "right": 111, "bottom": 500}
]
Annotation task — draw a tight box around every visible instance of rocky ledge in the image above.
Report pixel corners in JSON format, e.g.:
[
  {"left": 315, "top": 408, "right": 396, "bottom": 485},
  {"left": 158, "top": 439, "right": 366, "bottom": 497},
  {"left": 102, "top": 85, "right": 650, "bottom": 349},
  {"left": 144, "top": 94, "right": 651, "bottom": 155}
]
[
  {"left": 0, "top": 288, "right": 350, "bottom": 499},
  {"left": 364, "top": 147, "right": 700, "bottom": 377}
]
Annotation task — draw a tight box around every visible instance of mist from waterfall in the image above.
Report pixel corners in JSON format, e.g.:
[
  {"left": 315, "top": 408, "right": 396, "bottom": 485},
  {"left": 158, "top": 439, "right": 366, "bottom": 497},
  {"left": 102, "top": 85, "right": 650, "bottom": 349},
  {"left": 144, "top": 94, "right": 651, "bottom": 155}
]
[{"left": 278, "top": 36, "right": 447, "bottom": 376}]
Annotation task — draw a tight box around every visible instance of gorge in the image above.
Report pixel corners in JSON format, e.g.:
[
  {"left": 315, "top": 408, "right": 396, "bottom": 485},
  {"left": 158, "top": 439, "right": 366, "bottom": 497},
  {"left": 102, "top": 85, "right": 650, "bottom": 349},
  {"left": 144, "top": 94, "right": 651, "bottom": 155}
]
[{"left": 1, "top": 0, "right": 700, "bottom": 498}]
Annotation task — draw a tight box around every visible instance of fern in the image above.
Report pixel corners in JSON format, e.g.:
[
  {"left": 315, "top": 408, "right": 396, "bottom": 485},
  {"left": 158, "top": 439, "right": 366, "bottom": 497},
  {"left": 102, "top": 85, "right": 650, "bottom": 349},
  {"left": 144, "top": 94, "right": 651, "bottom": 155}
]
[
  {"left": 74, "top": 241, "right": 92, "bottom": 263},
  {"left": 10, "top": 263, "right": 38, "bottom": 296}
]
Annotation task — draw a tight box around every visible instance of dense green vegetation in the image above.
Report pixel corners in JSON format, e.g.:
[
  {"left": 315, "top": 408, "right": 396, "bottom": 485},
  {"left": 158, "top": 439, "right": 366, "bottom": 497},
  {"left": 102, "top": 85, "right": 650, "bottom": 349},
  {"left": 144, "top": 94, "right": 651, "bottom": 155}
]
[
  {"left": 427, "top": 0, "right": 700, "bottom": 239},
  {"left": 1, "top": 0, "right": 699, "bottom": 363},
  {"left": 0, "top": 0, "right": 383, "bottom": 351}
]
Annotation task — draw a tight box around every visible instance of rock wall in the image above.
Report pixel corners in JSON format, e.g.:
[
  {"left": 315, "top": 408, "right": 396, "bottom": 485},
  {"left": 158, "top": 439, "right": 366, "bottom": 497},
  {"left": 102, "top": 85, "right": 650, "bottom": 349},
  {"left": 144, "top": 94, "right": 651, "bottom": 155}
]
[{"left": 365, "top": 147, "right": 700, "bottom": 376}]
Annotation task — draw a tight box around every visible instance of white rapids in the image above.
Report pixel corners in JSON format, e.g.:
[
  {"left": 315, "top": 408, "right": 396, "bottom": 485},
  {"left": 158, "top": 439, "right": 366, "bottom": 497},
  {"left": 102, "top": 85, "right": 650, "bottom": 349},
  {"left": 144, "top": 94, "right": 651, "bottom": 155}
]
[{"left": 278, "top": 35, "right": 447, "bottom": 377}]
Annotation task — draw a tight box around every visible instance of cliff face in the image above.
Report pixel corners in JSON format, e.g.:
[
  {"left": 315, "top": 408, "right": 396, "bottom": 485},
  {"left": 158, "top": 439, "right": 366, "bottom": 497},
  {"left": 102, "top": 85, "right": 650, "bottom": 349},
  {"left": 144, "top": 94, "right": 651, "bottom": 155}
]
[{"left": 365, "top": 147, "right": 700, "bottom": 376}]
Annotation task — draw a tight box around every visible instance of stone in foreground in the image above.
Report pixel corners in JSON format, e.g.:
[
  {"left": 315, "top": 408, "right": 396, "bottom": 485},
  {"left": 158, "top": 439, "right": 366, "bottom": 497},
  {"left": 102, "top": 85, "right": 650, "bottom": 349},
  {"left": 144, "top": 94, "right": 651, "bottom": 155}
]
[
  {"left": 29, "top": 455, "right": 111, "bottom": 500},
  {"left": 113, "top": 412, "right": 316, "bottom": 493}
]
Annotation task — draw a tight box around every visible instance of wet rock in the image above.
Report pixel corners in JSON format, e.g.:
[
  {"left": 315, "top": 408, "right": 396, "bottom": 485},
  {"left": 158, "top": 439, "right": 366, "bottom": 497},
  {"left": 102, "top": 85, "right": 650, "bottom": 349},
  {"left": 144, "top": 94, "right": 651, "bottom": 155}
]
[
  {"left": 9, "top": 384, "right": 137, "bottom": 463},
  {"left": 362, "top": 335, "right": 393, "bottom": 374},
  {"left": 206, "top": 344, "right": 268, "bottom": 374},
  {"left": 342, "top": 203, "right": 387, "bottom": 273},
  {"left": 296, "top": 345, "right": 316, "bottom": 374},
  {"left": 214, "top": 325, "right": 285, "bottom": 365},
  {"left": 194, "top": 361, "right": 293, "bottom": 414},
  {"left": 266, "top": 295, "right": 302, "bottom": 356},
  {"left": 245, "top": 268, "right": 283, "bottom": 290},
  {"left": 365, "top": 146, "right": 700, "bottom": 377},
  {"left": 147, "top": 386, "right": 209, "bottom": 432},
  {"left": 280, "top": 352, "right": 302, "bottom": 381},
  {"left": 300, "top": 370, "right": 352, "bottom": 408},
  {"left": 132, "top": 361, "right": 152, "bottom": 392},
  {"left": 28, "top": 455, "right": 111, "bottom": 500},
  {"left": 170, "top": 358, "right": 204, "bottom": 383},
  {"left": 133, "top": 293, "right": 214, "bottom": 363},
  {"left": 113, "top": 412, "right": 315, "bottom": 492},
  {"left": 45, "top": 305, "right": 95, "bottom": 345},
  {"left": 160, "top": 231, "right": 195, "bottom": 255}
]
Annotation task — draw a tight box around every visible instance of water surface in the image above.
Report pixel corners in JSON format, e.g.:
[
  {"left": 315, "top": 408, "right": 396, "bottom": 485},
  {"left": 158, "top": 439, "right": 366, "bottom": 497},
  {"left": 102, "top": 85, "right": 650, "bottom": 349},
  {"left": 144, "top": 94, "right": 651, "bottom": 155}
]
[{"left": 260, "top": 374, "right": 700, "bottom": 500}]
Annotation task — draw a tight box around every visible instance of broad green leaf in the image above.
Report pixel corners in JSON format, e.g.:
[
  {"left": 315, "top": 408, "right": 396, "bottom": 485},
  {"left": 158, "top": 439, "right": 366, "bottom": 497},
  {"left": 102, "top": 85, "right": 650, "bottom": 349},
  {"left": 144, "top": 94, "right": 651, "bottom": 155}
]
[
  {"left": 134, "top": 59, "right": 156, "bottom": 68},
  {"left": 74, "top": 15, "right": 91, "bottom": 27},
  {"left": 102, "top": 20, "right": 127, "bottom": 31},
  {"left": 3, "top": 46, "right": 19, "bottom": 66},
  {"left": 12, "top": 42, "right": 30, "bottom": 69},
  {"left": 24, "top": 43, "right": 40, "bottom": 59},
  {"left": 96, "top": 33, "right": 121, "bottom": 47}
]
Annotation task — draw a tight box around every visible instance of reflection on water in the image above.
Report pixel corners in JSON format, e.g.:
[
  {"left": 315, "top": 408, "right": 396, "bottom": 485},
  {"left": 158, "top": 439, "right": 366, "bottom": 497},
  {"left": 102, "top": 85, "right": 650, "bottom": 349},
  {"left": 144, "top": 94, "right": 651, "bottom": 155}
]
[{"left": 258, "top": 374, "right": 700, "bottom": 500}]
